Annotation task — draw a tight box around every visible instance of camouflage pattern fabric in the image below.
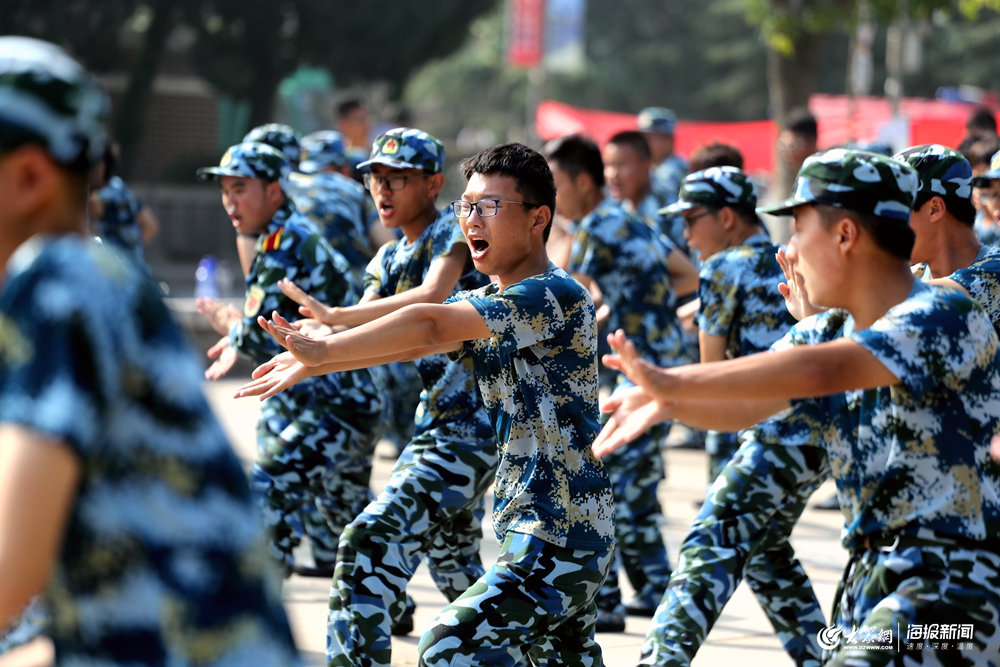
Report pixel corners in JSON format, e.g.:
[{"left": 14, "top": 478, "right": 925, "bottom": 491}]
[
  {"left": 652, "top": 154, "right": 689, "bottom": 211},
  {"left": 759, "top": 149, "right": 917, "bottom": 221},
  {"left": 300, "top": 130, "right": 349, "bottom": 173},
  {"left": 243, "top": 123, "right": 302, "bottom": 168},
  {"left": 949, "top": 244, "right": 1000, "bottom": 329},
  {"left": 417, "top": 532, "right": 613, "bottom": 667},
  {"left": 893, "top": 144, "right": 973, "bottom": 200},
  {"left": 286, "top": 170, "right": 374, "bottom": 277},
  {"left": 827, "top": 545, "right": 1000, "bottom": 666},
  {"left": 358, "top": 127, "right": 446, "bottom": 174},
  {"left": 660, "top": 166, "right": 758, "bottom": 219},
  {"left": 972, "top": 148, "right": 1000, "bottom": 186},
  {"left": 230, "top": 201, "right": 383, "bottom": 569},
  {"left": 0, "top": 36, "right": 107, "bottom": 168},
  {"left": 776, "top": 281, "right": 1000, "bottom": 549},
  {"left": 639, "top": 402, "right": 832, "bottom": 667},
  {"left": 0, "top": 236, "right": 300, "bottom": 666},
  {"left": 326, "top": 207, "right": 495, "bottom": 667},
  {"left": 568, "top": 198, "right": 685, "bottom": 369},
  {"left": 447, "top": 264, "right": 616, "bottom": 549},
  {"left": 198, "top": 140, "right": 294, "bottom": 193},
  {"left": 975, "top": 213, "right": 1000, "bottom": 247},
  {"left": 381, "top": 359, "right": 422, "bottom": 451},
  {"left": 623, "top": 189, "right": 689, "bottom": 257},
  {"left": 93, "top": 175, "right": 146, "bottom": 265},
  {"left": 568, "top": 199, "right": 679, "bottom": 612},
  {"left": 0, "top": 597, "right": 45, "bottom": 655}
]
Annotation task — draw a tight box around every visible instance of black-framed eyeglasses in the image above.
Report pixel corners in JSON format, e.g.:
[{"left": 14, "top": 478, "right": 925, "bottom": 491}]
[
  {"left": 682, "top": 210, "right": 715, "bottom": 227},
  {"left": 363, "top": 172, "right": 430, "bottom": 191},
  {"left": 451, "top": 199, "right": 542, "bottom": 218}
]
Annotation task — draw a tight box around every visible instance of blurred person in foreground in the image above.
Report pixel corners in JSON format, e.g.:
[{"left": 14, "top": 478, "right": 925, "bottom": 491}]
[
  {"left": 0, "top": 36, "right": 300, "bottom": 666},
  {"left": 88, "top": 140, "right": 159, "bottom": 267}
]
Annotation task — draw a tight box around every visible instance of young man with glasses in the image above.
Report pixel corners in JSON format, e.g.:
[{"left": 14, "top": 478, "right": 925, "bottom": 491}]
[
  {"left": 236, "top": 142, "right": 617, "bottom": 666},
  {"left": 195, "top": 142, "right": 384, "bottom": 579},
  {"left": 271, "top": 128, "right": 497, "bottom": 667},
  {"left": 542, "top": 134, "right": 697, "bottom": 630}
]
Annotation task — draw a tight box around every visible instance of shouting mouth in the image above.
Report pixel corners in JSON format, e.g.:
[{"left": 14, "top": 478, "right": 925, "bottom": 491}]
[{"left": 469, "top": 237, "right": 490, "bottom": 261}]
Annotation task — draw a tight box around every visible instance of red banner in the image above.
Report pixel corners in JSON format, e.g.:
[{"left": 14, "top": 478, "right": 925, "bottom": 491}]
[{"left": 507, "top": 0, "right": 546, "bottom": 68}]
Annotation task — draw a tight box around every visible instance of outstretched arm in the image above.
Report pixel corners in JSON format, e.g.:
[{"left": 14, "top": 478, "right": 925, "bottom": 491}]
[
  {"left": 667, "top": 247, "right": 699, "bottom": 297},
  {"left": 259, "top": 299, "right": 491, "bottom": 368},
  {"left": 279, "top": 245, "right": 471, "bottom": 326},
  {"left": 605, "top": 328, "right": 899, "bottom": 403}
]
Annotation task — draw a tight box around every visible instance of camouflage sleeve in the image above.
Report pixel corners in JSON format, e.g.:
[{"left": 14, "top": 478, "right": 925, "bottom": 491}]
[
  {"left": 362, "top": 195, "right": 380, "bottom": 230},
  {"left": 851, "top": 289, "right": 994, "bottom": 401},
  {"left": 459, "top": 278, "right": 566, "bottom": 356},
  {"left": 769, "top": 309, "right": 850, "bottom": 352},
  {"left": 0, "top": 270, "right": 102, "bottom": 454},
  {"left": 697, "top": 254, "right": 742, "bottom": 337},
  {"left": 568, "top": 228, "right": 612, "bottom": 281},
  {"left": 949, "top": 253, "right": 1000, "bottom": 327}
]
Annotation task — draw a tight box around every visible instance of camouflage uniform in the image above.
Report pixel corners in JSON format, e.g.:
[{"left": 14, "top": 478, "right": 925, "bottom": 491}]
[
  {"left": 417, "top": 265, "right": 615, "bottom": 666},
  {"left": 198, "top": 143, "right": 384, "bottom": 571},
  {"left": 761, "top": 150, "right": 1000, "bottom": 667},
  {"left": 568, "top": 200, "right": 681, "bottom": 621},
  {"left": 639, "top": 168, "right": 824, "bottom": 667},
  {"left": 973, "top": 149, "right": 1000, "bottom": 247},
  {"left": 0, "top": 37, "right": 301, "bottom": 665},
  {"left": 244, "top": 123, "right": 303, "bottom": 168},
  {"left": 93, "top": 175, "right": 147, "bottom": 266},
  {"left": 662, "top": 167, "right": 798, "bottom": 481},
  {"left": 325, "top": 129, "right": 497, "bottom": 667}
]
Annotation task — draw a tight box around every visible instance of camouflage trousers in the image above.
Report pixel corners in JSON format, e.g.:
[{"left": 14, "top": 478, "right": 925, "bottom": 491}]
[
  {"left": 382, "top": 361, "right": 422, "bottom": 453},
  {"left": 705, "top": 430, "right": 739, "bottom": 485},
  {"left": 639, "top": 439, "right": 830, "bottom": 667},
  {"left": 326, "top": 428, "right": 497, "bottom": 667},
  {"left": 0, "top": 597, "right": 46, "bottom": 655},
  {"left": 417, "top": 531, "right": 614, "bottom": 667},
  {"left": 251, "top": 389, "right": 383, "bottom": 570},
  {"left": 597, "top": 380, "right": 672, "bottom": 612},
  {"left": 826, "top": 542, "right": 1000, "bottom": 666}
]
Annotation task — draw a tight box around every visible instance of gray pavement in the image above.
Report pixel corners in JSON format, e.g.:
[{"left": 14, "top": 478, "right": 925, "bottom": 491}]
[{"left": 0, "top": 380, "right": 848, "bottom": 667}]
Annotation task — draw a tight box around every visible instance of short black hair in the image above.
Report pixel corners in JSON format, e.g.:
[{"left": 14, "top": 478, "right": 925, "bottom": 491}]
[
  {"left": 337, "top": 99, "right": 364, "bottom": 120},
  {"left": 967, "top": 106, "right": 998, "bottom": 136},
  {"left": 542, "top": 134, "right": 605, "bottom": 189},
  {"left": 460, "top": 143, "right": 557, "bottom": 241},
  {"left": 968, "top": 136, "right": 1000, "bottom": 168},
  {"left": 689, "top": 142, "right": 744, "bottom": 172},
  {"left": 913, "top": 192, "right": 977, "bottom": 226},
  {"left": 815, "top": 204, "right": 914, "bottom": 261},
  {"left": 785, "top": 108, "right": 818, "bottom": 141},
  {"left": 607, "top": 131, "right": 651, "bottom": 160}
]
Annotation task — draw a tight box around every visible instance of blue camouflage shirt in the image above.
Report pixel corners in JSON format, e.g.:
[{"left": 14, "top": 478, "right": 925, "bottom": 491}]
[
  {"left": 622, "top": 189, "right": 688, "bottom": 255},
  {"left": 651, "top": 154, "right": 688, "bottom": 205},
  {"left": 948, "top": 244, "right": 1000, "bottom": 329},
  {"left": 774, "top": 281, "right": 1000, "bottom": 549},
  {"left": 364, "top": 208, "right": 493, "bottom": 443},
  {"left": 0, "top": 236, "right": 300, "bottom": 666},
  {"left": 568, "top": 198, "right": 685, "bottom": 368},
  {"left": 93, "top": 175, "right": 145, "bottom": 264},
  {"left": 286, "top": 170, "right": 375, "bottom": 277},
  {"left": 447, "top": 265, "right": 616, "bottom": 550},
  {"left": 231, "top": 202, "right": 380, "bottom": 415},
  {"left": 697, "top": 234, "right": 797, "bottom": 357}
]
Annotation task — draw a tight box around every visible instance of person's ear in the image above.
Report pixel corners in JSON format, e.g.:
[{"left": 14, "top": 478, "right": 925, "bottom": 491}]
[
  {"left": 927, "top": 196, "right": 946, "bottom": 222},
  {"left": 836, "top": 216, "right": 860, "bottom": 254},
  {"left": 426, "top": 172, "right": 445, "bottom": 199},
  {"left": 574, "top": 171, "right": 593, "bottom": 195},
  {"left": 266, "top": 180, "right": 284, "bottom": 206},
  {"left": 2, "top": 146, "right": 59, "bottom": 221},
  {"left": 719, "top": 207, "right": 736, "bottom": 231},
  {"left": 531, "top": 204, "right": 553, "bottom": 236}
]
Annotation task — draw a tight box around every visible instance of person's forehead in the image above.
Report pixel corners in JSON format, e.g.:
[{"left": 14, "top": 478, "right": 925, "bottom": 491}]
[
  {"left": 604, "top": 142, "right": 639, "bottom": 160},
  {"left": 219, "top": 175, "right": 260, "bottom": 187},
  {"left": 682, "top": 205, "right": 709, "bottom": 218},
  {"left": 370, "top": 163, "right": 423, "bottom": 176},
  {"left": 463, "top": 172, "right": 518, "bottom": 199}
]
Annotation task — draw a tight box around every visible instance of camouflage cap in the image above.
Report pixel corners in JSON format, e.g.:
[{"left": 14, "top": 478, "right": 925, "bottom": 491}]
[
  {"left": 197, "top": 142, "right": 291, "bottom": 188},
  {"left": 637, "top": 107, "right": 677, "bottom": 135},
  {"left": 893, "top": 144, "right": 973, "bottom": 200},
  {"left": 357, "top": 127, "right": 445, "bottom": 174},
  {"left": 659, "top": 166, "right": 758, "bottom": 217},
  {"left": 758, "top": 149, "right": 918, "bottom": 222},
  {"left": 0, "top": 36, "right": 108, "bottom": 170},
  {"left": 973, "top": 150, "right": 1000, "bottom": 187},
  {"left": 299, "top": 130, "right": 346, "bottom": 173},
  {"left": 243, "top": 123, "right": 302, "bottom": 168}
]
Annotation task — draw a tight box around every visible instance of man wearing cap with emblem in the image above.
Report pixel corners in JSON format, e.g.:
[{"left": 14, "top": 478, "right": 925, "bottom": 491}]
[
  {"left": 271, "top": 127, "right": 496, "bottom": 666},
  {"left": 596, "top": 149, "right": 1000, "bottom": 666},
  {"left": 195, "top": 141, "right": 384, "bottom": 576},
  {"left": 0, "top": 37, "right": 301, "bottom": 666}
]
